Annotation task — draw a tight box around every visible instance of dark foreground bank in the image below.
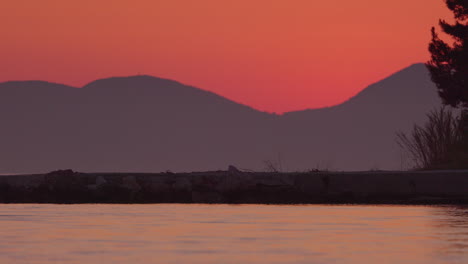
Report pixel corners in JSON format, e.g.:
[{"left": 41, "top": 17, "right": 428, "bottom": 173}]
[{"left": 0, "top": 170, "right": 467, "bottom": 204}]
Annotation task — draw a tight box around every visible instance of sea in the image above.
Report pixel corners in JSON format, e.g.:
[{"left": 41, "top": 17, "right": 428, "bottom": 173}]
[{"left": 0, "top": 204, "right": 467, "bottom": 264}]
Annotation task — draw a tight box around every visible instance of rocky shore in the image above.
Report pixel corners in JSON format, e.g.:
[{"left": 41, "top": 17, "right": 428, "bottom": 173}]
[{"left": 0, "top": 169, "right": 467, "bottom": 204}]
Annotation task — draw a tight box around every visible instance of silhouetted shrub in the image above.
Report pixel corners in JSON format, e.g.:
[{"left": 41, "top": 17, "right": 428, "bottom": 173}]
[{"left": 396, "top": 107, "right": 465, "bottom": 169}]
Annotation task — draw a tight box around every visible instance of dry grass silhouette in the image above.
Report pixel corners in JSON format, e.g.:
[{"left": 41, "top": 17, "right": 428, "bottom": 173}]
[{"left": 397, "top": 107, "right": 464, "bottom": 170}]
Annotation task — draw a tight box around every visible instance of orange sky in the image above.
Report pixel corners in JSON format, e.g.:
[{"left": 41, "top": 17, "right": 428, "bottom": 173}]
[{"left": 0, "top": 0, "right": 453, "bottom": 113}]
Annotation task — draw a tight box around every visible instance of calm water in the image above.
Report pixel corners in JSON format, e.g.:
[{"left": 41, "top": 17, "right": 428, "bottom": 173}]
[{"left": 0, "top": 204, "right": 467, "bottom": 264}]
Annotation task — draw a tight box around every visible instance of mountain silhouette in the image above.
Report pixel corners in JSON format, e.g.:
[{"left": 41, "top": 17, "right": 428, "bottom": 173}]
[
  {"left": 0, "top": 64, "right": 440, "bottom": 173},
  {"left": 275, "top": 63, "right": 440, "bottom": 170}
]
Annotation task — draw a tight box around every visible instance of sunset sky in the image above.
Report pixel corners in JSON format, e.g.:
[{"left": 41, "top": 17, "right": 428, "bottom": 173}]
[{"left": 1, "top": 0, "right": 453, "bottom": 113}]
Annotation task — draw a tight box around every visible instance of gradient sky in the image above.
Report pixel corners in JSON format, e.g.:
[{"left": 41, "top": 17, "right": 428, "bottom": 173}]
[{"left": 0, "top": 0, "right": 453, "bottom": 113}]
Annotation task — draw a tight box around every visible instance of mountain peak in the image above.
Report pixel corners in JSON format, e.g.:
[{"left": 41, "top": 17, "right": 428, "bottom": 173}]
[
  {"left": 340, "top": 63, "right": 435, "bottom": 107},
  {"left": 82, "top": 75, "right": 183, "bottom": 90}
]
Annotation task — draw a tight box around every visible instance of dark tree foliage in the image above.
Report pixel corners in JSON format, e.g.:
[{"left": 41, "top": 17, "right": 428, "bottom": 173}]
[
  {"left": 426, "top": 0, "right": 468, "bottom": 108},
  {"left": 398, "top": 0, "right": 468, "bottom": 170}
]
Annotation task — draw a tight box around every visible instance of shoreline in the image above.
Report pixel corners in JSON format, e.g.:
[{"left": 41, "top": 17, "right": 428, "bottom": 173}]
[{"left": 1, "top": 170, "right": 467, "bottom": 204}]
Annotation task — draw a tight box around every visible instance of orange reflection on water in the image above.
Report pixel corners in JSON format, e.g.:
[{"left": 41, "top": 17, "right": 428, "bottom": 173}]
[{"left": 0, "top": 204, "right": 467, "bottom": 264}]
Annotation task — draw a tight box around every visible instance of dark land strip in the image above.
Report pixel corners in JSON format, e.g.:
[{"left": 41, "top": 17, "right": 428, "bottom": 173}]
[{"left": 0, "top": 170, "right": 467, "bottom": 204}]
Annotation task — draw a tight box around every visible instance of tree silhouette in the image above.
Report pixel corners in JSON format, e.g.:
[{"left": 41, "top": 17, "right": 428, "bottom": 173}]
[
  {"left": 396, "top": 0, "right": 468, "bottom": 170},
  {"left": 426, "top": 0, "right": 468, "bottom": 108}
]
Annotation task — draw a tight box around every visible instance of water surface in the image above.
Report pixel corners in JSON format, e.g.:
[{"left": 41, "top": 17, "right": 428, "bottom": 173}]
[{"left": 0, "top": 204, "right": 467, "bottom": 264}]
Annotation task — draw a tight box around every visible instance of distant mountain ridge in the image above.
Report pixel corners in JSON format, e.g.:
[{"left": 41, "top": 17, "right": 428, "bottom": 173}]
[{"left": 0, "top": 63, "right": 440, "bottom": 173}]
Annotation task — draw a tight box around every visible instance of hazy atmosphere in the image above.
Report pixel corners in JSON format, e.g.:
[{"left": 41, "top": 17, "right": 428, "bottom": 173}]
[
  {"left": 0, "top": 64, "right": 440, "bottom": 173},
  {"left": 1, "top": 1, "right": 467, "bottom": 264},
  {"left": 0, "top": 1, "right": 455, "bottom": 173},
  {"left": 0, "top": 0, "right": 453, "bottom": 113}
]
